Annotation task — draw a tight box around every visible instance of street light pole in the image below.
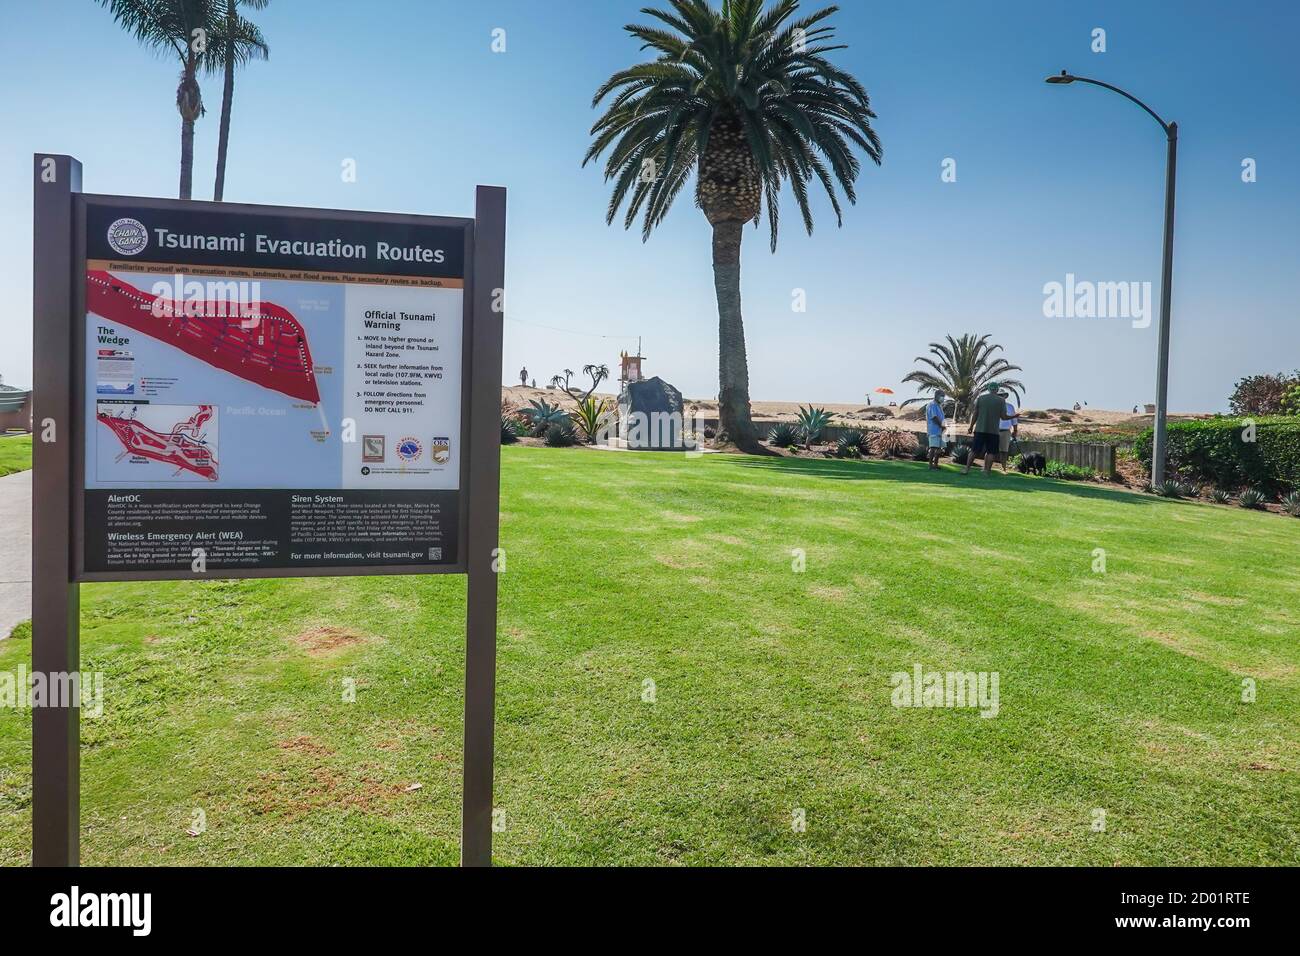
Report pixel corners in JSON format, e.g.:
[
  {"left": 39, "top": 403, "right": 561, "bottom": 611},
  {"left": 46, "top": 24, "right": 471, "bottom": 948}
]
[{"left": 1045, "top": 71, "right": 1177, "bottom": 487}]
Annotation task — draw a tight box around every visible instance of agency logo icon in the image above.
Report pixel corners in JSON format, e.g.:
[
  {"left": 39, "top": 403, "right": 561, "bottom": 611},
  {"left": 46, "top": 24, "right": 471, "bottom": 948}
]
[
  {"left": 395, "top": 437, "right": 422, "bottom": 462},
  {"left": 362, "top": 435, "right": 385, "bottom": 462},
  {"left": 106, "top": 217, "right": 148, "bottom": 256},
  {"left": 430, "top": 437, "right": 450, "bottom": 464}
]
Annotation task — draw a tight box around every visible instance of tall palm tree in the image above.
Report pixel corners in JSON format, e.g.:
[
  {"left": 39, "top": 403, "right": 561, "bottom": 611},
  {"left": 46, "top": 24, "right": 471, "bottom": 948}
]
[
  {"left": 212, "top": 0, "right": 270, "bottom": 201},
  {"left": 96, "top": 0, "right": 218, "bottom": 199},
  {"left": 585, "top": 0, "right": 882, "bottom": 451},
  {"left": 901, "top": 333, "right": 1024, "bottom": 423}
]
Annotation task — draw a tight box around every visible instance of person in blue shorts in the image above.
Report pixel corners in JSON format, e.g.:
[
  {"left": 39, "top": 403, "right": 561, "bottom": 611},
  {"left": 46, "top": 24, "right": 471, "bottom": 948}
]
[{"left": 924, "top": 389, "right": 946, "bottom": 469}]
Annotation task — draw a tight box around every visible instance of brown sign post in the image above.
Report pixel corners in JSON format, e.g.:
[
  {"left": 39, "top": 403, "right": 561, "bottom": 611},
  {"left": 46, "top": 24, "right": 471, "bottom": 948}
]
[{"left": 32, "top": 154, "right": 505, "bottom": 867}]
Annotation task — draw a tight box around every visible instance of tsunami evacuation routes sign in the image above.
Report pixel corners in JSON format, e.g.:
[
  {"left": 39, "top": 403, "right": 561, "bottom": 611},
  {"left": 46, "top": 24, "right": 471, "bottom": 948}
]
[
  {"left": 78, "top": 197, "right": 473, "bottom": 579},
  {"left": 34, "top": 155, "right": 505, "bottom": 867}
]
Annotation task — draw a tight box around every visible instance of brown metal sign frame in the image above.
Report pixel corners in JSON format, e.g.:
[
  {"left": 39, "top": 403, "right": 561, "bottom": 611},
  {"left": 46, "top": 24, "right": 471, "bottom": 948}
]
[{"left": 32, "top": 154, "right": 504, "bottom": 867}]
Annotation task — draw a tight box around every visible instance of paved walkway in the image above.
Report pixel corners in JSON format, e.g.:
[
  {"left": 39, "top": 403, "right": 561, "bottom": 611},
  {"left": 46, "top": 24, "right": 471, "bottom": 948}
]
[{"left": 0, "top": 469, "right": 31, "bottom": 638}]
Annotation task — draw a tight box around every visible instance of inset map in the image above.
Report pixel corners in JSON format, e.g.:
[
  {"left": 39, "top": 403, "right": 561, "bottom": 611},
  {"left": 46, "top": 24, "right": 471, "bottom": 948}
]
[{"left": 96, "top": 402, "right": 219, "bottom": 482}]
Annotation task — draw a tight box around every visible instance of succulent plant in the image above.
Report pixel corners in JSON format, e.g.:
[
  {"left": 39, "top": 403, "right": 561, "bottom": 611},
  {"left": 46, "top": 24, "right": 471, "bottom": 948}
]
[
  {"left": 795, "top": 405, "right": 832, "bottom": 446},
  {"left": 520, "top": 399, "right": 570, "bottom": 436},
  {"left": 1209, "top": 488, "right": 1231, "bottom": 505},
  {"left": 1237, "top": 488, "right": 1266, "bottom": 510},
  {"left": 544, "top": 422, "right": 578, "bottom": 447},
  {"left": 1159, "top": 480, "right": 1183, "bottom": 498},
  {"left": 836, "top": 430, "right": 865, "bottom": 458},
  {"left": 1281, "top": 491, "right": 1300, "bottom": 516},
  {"left": 768, "top": 422, "right": 801, "bottom": 447},
  {"left": 951, "top": 443, "right": 972, "bottom": 466},
  {"left": 501, "top": 416, "right": 523, "bottom": 444}
]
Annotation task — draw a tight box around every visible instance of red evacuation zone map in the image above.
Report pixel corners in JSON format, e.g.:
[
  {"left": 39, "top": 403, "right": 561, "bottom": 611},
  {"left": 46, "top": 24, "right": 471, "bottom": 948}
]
[
  {"left": 86, "top": 269, "right": 321, "bottom": 404},
  {"left": 97, "top": 404, "right": 218, "bottom": 480}
]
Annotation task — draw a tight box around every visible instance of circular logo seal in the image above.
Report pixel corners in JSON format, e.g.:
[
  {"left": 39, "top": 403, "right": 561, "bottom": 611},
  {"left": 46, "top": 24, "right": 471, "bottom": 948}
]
[
  {"left": 395, "top": 437, "right": 422, "bottom": 462},
  {"left": 106, "top": 217, "right": 148, "bottom": 256}
]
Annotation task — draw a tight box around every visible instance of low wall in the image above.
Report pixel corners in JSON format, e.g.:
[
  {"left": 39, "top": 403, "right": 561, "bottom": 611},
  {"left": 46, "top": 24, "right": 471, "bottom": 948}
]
[
  {"left": 0, "top": 392, "right": 32, "bottom": 433},
  {"left": 1015, "top": 439, "right": 1115, "bottom": 476}
]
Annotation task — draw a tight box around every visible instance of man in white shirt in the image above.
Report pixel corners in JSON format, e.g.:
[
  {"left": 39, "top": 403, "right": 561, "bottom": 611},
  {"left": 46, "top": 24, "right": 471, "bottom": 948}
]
[
  {"left": 924, "top": 390, "right": 946, "bottom": 470},
  {"left": 997, "top": 388, "right": 1019, "bottom": 473}
]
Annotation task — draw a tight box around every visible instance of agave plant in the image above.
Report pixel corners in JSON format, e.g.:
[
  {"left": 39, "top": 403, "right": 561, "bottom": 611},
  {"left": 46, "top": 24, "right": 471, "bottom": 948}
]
[
  {"left": 1210, "top": 488, "right": 1232, "bottom": 505},
  {"left": 1281, "top": 491, "right": 1300, "bottom": 516},
  {"left": 871, "top": 427, "right": 914, "bottom": 458},
  {"left": 544, "top": 421, "right": 578, "bottom": 447},
  {"left": 1238, "top": 488, "right": 1266, "bottom": 510},
  {"left": 768, "top": 422, "right": 801, "bottom": 448},
  {"left": 520, "top": 399, "right": 570, "bottom": 436},
  {"left": 951, "top": 443, "right": 972, "bottom": 466},
  {"left": 500, "top": 416, "right": 523, "bottom": 445},
  {"left": 1159, "top": 479, "right": 1183, "bottom": 499},
  {"left": 836, "top": 429, "right": 865, "bottom": 458},
  {"left": 796, "top": 406, "right": 832, "bottom": 447},
  {"left": 570, "top": 396, "right": 612, "bottom": 444}
]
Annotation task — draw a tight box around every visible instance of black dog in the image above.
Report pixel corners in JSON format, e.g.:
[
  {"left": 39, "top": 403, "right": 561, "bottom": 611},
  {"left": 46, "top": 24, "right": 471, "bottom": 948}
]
[{"left": 1017, "top": 452, "right": 1046, "bottom": 476}]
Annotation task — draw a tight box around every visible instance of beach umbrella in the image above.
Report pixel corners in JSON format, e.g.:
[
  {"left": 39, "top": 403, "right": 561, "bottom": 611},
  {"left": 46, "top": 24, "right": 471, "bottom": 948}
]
[{"left": 873, "top": 387, "right": 895, "bottom": 395}]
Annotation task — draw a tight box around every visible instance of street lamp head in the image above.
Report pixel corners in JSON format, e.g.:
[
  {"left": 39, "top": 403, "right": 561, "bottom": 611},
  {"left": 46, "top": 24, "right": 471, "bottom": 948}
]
[{"left": 1045, "top": 70, "right": 1075, "bottom": 84}]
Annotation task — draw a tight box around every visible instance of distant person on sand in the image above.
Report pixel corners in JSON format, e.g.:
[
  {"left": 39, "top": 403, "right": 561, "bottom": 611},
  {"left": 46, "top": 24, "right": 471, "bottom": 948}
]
[
  {"left": 520, "top": 366, "right": 528, "bottom": 386},
  {"left": 924, "top": 390, "right": 946, "bottom": 470},
  {"left": 997, "top": 388, "right": 1019, "bottom": 473},
  {"left": 964, "top": 382, "right": 1005, "bottom": 477}
]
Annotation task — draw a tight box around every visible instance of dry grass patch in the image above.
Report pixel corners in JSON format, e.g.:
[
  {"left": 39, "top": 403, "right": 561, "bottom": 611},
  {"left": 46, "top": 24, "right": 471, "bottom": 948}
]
[{"left": 290, "top": 625, "right": 371, "bottom": 657}]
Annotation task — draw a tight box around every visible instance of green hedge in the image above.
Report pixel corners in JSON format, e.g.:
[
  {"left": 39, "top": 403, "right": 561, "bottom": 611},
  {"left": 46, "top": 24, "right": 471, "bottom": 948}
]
[{"left": 1134, "top": 416, "right": 1300, "bottom": 492}]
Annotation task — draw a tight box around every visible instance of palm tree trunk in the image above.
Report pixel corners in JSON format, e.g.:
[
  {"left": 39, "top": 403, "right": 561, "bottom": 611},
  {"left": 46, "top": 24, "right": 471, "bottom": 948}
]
[
  {"left": 213, "top": 2, "right": 237, "bottom": 201},
  {"left": 711, "top": 220, "right": 759, "bottom": 451},
  {"left": 213, "top": 48, "right": 234, "bottom": 200},
  {"left": 180, "top": 114, "right": 195, "bottom": 200}
]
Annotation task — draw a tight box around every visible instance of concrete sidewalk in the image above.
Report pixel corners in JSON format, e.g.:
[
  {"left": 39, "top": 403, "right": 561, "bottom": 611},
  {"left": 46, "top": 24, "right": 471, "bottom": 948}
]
[{"left": 0, "top": 469, "right": 31, "bottom": 637}]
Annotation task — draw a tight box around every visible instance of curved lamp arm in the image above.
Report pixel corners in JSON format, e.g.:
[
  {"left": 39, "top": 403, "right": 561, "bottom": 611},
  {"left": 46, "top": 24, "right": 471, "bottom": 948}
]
[{"left": 1045, "top": 70, "right": 1172, "bottom": 136}]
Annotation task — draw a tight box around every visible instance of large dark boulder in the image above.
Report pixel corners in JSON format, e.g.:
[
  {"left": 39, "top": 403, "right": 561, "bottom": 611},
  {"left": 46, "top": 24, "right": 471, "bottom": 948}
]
[{"left": 619, "top": 376, "right": 686, "bottom": 450}]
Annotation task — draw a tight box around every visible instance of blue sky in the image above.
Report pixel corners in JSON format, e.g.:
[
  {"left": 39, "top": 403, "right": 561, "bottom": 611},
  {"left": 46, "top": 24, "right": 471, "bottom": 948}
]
[{"left": 2, "top": 0, "right": 1297, "bottom": 411}]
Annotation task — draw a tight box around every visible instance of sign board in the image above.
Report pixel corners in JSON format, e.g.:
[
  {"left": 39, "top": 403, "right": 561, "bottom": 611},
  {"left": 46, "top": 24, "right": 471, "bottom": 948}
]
[
  {"left": 33, "top": 155, "right": 504, "bottom": 867},
  {"left": 76, "top": 197, "right": 473, "bottom": 580}
]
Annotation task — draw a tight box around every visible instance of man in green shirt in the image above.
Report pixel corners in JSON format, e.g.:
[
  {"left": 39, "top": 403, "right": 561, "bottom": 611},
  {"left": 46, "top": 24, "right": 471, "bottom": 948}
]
[{"left": 964, "top": 382, "right": 1006, "bottom": 476}]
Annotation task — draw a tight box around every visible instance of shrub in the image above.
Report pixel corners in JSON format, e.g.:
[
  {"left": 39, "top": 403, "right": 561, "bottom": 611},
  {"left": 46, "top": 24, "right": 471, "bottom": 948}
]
[
  {"left": 1283, "top": 383, "right": 1300, "bottom": 416},
  {"left": 836, "top": 430, "right": 865, "bottom": 458},
  {"left": 910, "top": 432, "right": 932, "bottom": 461},
  {"left": 1228, "top": 371, "right": 1298, "bottom": 416},
  {"left": 951, "top": 443, "right": 972, "bottom": 466},
  {"left": 1210, "top": 488, "right": 1232, "bottom": 505},
  {"left": 871, "top": 427, "right": 914, "bottom": 458},
  {"left": 1282, "top": 491, "right": 1300, "bottom": 516},
  {"left": 1045, "top": 460, "right": 1095, "bottom": 481},
  {"left": 1237, "top": 488, "right": 1266, "bottom": 510},
  {"left": 1158, "top": 479, "right": 1182, "bottom": 498},
  {"left": 768, "top": 422, "right": 801, "bottom": 447},
  {"left": 1134, "top": 416, "right": 1300, "bottom": 494},
  {"left": 501, "top": 416, "right": 523, "bottom": 445},
  {"left": 544, "top": 422, "right": 578, "bottom": 447},
  {"left": 796, "top": 406, "right": 832, "bottom": 446}
]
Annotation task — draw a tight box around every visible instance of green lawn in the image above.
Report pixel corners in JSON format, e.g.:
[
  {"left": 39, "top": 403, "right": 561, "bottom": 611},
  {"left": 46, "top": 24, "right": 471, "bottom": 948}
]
[
  {"left": 0, "top": 435, "right": 31, "bottom": 477},
  {"left": 2, "top": 446, "right": 1297, "bottom": 865}
]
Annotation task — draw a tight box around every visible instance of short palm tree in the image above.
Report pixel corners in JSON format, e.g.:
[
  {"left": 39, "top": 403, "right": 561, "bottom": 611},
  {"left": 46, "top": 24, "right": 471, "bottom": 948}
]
[
  {"left": 901, "top": 333, "right": 1024, "bottom": 422},
  {"left": 585, "top": 0, "right": 881, "bottom": 451},
  {"left": 212, "top": 0, "right": 270, "bottom": 201}
]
